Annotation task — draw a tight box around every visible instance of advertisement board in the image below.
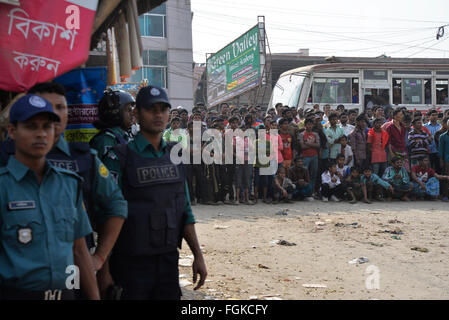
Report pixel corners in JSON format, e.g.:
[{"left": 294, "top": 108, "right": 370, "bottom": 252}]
[{"left": 206, "top": 24, "right": 260, "bottom": 106}]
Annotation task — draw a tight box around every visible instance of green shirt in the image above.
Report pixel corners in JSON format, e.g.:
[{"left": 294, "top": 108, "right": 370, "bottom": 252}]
[
  {"left": 325, "top": 126, "right": 345, "bottom": 159},
  {"left": 54, "top": 137, "right": 128, "bottom": 226},
  {"left": 103, "top": 132, "right": 195, "bottom": 224},
  {"left": 0, "top": 157, "right": 92, "bottom": 290},
  {"left": 89, "top": 127, "right": 131, "bottom": 163}
]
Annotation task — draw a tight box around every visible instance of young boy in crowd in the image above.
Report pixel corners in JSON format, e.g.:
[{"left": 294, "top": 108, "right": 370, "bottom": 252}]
[
  {"left": 345, "top": 167, "right": 369, "bottom": 204},
  {"left": 336, "top": 153, "right": 351, "bottom": 181},
  {"left": 279, "top": 117, "right": 294, "bottom": 169},
  {"left": 288, "top": 157, "right": 314, "bottom": 201},
  {"left": 340, "top": 135, "right": 354, "bottom": 167},
  {"left": 411, "top": 156, "right": 449, "bottom": 200},
  {"left": 321, "top": 161, "right": 345, "bottom": 202},
  {"left": 361, "top": 166, "right": 393, "bottom": 202},
  {"left": 382, "top": 156, "right": 413, "bottom": 201},
  {"left": 367, "top": 118, "right": 389, "bottom": 177},
  {"left": 273, "top": 166, "right": 296, "bottom": 204}
]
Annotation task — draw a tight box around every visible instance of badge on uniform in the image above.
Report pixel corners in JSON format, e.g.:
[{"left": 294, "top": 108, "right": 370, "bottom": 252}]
[
  {"left": 17, "top": 228, "right": 33, "bottom": 244},
  {"left": 99, "top": 163, "right": 109, "bottom": 178},
  {"left": 8, "top": 201, "right": 36, "bottom": 210}
]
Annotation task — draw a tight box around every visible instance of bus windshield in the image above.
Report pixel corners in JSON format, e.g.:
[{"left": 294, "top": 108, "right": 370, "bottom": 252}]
[{"left": 269, "top": 74, "right": 305, "bottom": 109}]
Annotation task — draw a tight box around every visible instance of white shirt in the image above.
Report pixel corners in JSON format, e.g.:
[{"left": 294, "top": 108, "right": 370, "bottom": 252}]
[
  {"left": 321, "top": 171, "right": 341, "bottom": 188},
  {"left": 339, "top": 123, "right": 355, "bottom": 137}
]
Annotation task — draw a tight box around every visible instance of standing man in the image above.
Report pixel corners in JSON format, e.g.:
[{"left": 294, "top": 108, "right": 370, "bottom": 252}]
[
  {"left": 0, "top": 94, "right": 99, "bottom": 300},
  {"left": 439, "top": 118, "right": 449, "bottom": 202},
  {"left": 89, "top": 89, "right": 135, "bottom": 163},
  {"left": 103, "top": 86, "right": 207, "bottom": 299},
  {"left": 338, "top": 112, "right": 355, "bottom": 137},
  {"left": 382, "top": 109, "right": 408, "bottom": 166},
  {"left": 349, "top": 115, "right": 369, "bottom": 169},
  {"left": 325, "top": 112, "right": 345, "bottom": 162},
  {"left": 0, "top": 83, "right": 128, "bottom": 298},
  {"left": 424, "top": 110, "right": 442, "bottom": 173}
]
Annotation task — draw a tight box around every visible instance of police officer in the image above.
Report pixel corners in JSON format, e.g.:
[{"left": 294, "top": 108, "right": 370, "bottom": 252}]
[
  {"left": 0, "top": 83, "right": 128, "bottom": 297},
  {"left": 0, "top": 94, "right": 99, "bottom": 300},
  {"left": 103, "top": 86, "right": 207, "bottom": 300},
  {"left": 89, "top": 89, "right": 135, "bottom": 163}
]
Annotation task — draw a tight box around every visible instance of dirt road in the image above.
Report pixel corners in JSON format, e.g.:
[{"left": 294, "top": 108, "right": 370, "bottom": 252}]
[{"left": 180, "top": 200, "right": 449, "bottom": 300}]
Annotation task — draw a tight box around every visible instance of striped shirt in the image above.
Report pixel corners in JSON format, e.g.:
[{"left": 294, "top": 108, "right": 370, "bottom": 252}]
[{"left": 408, "top": 129, "right": 431, "bottom": 160}]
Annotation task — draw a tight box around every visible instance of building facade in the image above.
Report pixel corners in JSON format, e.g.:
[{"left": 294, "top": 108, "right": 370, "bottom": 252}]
[{"left": 131, "top": 0, "right": 194, "bottom": 110}]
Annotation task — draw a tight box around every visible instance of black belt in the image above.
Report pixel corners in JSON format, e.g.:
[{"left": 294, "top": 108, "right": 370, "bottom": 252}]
[{"left": 0, "top": 287, "right": 75, "bottom": 300}]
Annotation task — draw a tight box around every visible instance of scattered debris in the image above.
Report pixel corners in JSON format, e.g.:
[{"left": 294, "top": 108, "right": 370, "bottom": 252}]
[
  {"left": 179, "top": 274, "right": 188, "bottom": 278},
  {"left": 258, "top": 264, "right": 270, "bottom": 269},
  {"left": 369, "top": 242, "right": 384, "bottom": 247},
  {"left": 348, "top": 257, "right": 369, "bottom": 264},
  {"left": 264, "top": 297, "right": 282, "bottom": 300},
  {"left": 302, "top": 284, "right": 328, "bottom": 288},
  {"left": 252, "top": 245, "right": 257, "bottom": 249},
  {"left": 179, "top": 259, "right": 193, "bottom": 267},
  {"left": 379, "top": 228, "right": 403, "bottom": 235},
  {"left": 335, "top": 222, "right": 360, "bottom": 228},
  {"left": 214, "top": 225, "right": 230, "bottom": 230},
  {"left": 278, "top": 240, "right": 297, "bottom": 246},
  {"left": 391, "top": 236, "right": 401, "bottom": 240},
  {"left": 261, "top": 294, "right": 281, "bottom": 298},
  {"left": 249, "top": 296, "right": 258, "bottom": 300},
  {"left": 388, "top": 219, "right": 403, "bottom": 224},
  {"left": 411, "top": 247, "right": 429, "bottom": 253},
  {"left": 275, "top": 210, "right": 289, "bottom": 216},
  {"left": 315, "top": 221, "right": 325, "bottom": 226}
]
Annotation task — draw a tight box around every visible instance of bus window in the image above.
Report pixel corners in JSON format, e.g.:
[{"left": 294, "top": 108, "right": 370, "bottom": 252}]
[
  {"left": 352, "top": 78, "right": 359, "bottom": 103},
  {"left": 393, "top": 79, "right": 402, "bottom": 104},
  {"left": 270, "top": 74, "right": 305, "bottom": 108},
  {"left": 424, "top": 79, "right": 432, "bottom": 104},
  {"left": 402, "top": 79, "right": 431, "bottom": 105},
  {"left": 436, "top": 79, "right": 449, "bottom": 105},
  {"left": 312, "top": 78, "right": 352, "bottom": 104}
]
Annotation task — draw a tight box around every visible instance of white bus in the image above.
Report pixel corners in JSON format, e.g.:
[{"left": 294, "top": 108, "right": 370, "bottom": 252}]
[{"left": 268, "top": 63, "right": 449, "bottom": 112}]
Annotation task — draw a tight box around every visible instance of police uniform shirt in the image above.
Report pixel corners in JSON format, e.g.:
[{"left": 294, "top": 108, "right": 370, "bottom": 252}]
[
  {"left": 90, "top": 127, "right": 130, "bottom": 163},
  {"left": 53, "top": 137, "right": 128, "bottom": 225},
  {"left": 103, "top": 132, "right": 195, "bottom": 225},
  {"left": 0, "top": 156, "right": 92, "bottom": 290}
]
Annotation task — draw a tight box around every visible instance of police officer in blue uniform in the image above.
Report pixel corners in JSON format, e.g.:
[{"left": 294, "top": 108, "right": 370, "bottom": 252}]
[
  {"left": 103, "top": 86, "right": 207, "bottom": 300},
  {"left": 0, "top": 83, "right": 128, "bottom": 298},
  {"left": 89, "top": 89, "right": 135, "bottom": 163},
  {"left": 0, "top": 94, "right": 99, "bottom": 300}
]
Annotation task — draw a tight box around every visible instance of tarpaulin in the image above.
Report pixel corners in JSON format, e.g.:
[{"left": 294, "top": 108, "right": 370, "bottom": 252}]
[{"left": 0, "top": 0, "right": 98, "bottom": 92}]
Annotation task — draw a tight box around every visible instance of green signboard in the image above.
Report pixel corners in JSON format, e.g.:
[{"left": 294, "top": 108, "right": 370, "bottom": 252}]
[{"left": 206, "top": 24, "right": 260, "bottom": 106}]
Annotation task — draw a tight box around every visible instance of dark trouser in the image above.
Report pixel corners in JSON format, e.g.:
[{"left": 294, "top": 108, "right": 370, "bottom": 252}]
[
  {"left": 441, "top": 162, "right": 449, "bottom": 198},
  {"left": 430, "top": 153, "right": 441, "bottom": 174},
  {"left": 205, "top": 164, "right": 218, "bottom": 202},
  {"left": 273, "top": 185, "right": 295, "bottom": 200},
  {"left": 365, "top": 182, "right": 383, "bottom": 199},
  {"left": 254, "top": 167, "right": 273, "bottom": 199},
  {"left": 321, "top": 183, "right": 346, "bottom": 199},
  {"left": 372, "top": 162, "right": 387, "bottom": 178},
  {"left": 214, "top": 164, "right": 227, "bottom": 202},
  {"left": 347, "top": 183, "right": 363, "bottom": 200},
  {"left": 317, "top": 158, "right": 329, "bottom": 193},
  {"left": 224, "top": 164, "right": 236, "bottom": 201},
  {"left": 109, "top": 251, "right": 181, "bottom": 300},
  {"left": 386, "top": 183, "right": 410, "bottom": 199},
  {"left": 186, "top": 164, "right": 208, "bottom": 202}
]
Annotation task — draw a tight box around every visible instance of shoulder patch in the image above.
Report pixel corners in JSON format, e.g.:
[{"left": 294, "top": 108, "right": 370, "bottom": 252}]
[{"left": 99, "top": 163, "right": 109, "bottom": 178}]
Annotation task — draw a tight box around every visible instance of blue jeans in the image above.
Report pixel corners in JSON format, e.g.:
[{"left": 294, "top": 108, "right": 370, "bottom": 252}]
[
  {"left": 303, "top": 155, "right": 318, "bottom": 192},
  {"left": 372, "top": 162, "right": 387, "bottom": 178}
]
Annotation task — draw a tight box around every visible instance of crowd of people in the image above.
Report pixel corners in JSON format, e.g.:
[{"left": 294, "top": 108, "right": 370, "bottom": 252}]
[{"left": 163, "top": 102, "right": 449, "bottom": 205}]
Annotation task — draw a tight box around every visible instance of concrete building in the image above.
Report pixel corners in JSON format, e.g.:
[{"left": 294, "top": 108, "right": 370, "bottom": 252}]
[{"left": 130, "top": 0, "right": 194, "bottom": 110}]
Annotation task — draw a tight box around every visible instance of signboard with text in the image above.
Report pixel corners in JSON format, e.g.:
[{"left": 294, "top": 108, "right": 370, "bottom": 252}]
[
  {"left": 206, "top": 24, "right": 261, "bottom": 107},
  {"left": 0, "top": 0, "right": 98, "bottom": 92}
]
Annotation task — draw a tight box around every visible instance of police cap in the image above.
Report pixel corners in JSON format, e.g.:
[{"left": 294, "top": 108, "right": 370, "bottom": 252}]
[
  {"left": 136, "top": 85, "right": 171, "bottom": 110},
  {"left": 10, "top": 94, "right": 60, "bottom": 123}
]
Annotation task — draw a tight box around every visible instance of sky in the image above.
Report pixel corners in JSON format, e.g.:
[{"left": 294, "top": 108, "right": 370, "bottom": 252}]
[{"left": 190, "top": 0, "right": 449, "bottom": 63}]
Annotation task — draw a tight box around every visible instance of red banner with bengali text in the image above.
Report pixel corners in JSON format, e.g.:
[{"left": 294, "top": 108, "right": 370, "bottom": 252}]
[{"left": 0, "top": 0, "right": 98, "bottom": 92}]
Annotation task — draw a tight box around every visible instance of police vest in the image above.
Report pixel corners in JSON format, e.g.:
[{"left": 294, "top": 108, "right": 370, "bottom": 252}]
[
  {"left": 91, "top": 128, "right": 128, "bottom": 146},
  {"left": 47, "top": 142, "right": 95, "bottom": 221},
  {"left": 113, "top": 143, "right": 186, "bottom": 257}
]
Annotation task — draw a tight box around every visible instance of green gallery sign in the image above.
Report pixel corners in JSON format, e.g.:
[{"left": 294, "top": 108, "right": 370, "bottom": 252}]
[{"left": 206, "top": 24, "right": 260, "bottom": 106}]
